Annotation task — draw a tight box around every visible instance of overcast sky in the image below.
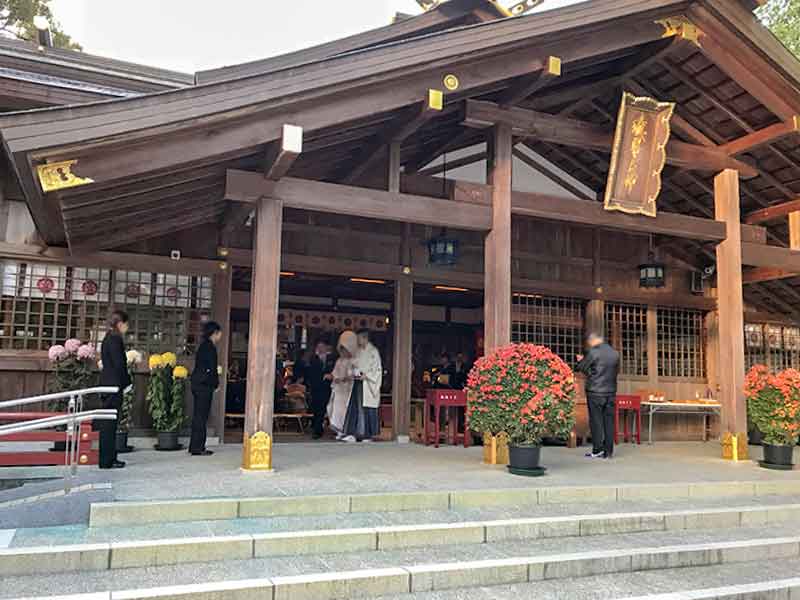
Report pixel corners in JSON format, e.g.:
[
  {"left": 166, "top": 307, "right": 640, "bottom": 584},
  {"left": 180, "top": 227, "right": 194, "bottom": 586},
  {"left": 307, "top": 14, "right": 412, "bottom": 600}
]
[{"left": 48, "top": 0, "right": 580, "bottom": 73}]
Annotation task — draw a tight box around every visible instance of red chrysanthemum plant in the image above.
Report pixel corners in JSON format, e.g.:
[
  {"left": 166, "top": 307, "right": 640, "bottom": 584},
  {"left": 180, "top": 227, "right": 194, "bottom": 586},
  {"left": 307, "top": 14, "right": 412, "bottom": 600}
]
[
  {"left": 744, "top": 364, "right": 800, "bottom": 446},
  {"left": 466, "top": 343, "right": 577, "bottom": 447}
]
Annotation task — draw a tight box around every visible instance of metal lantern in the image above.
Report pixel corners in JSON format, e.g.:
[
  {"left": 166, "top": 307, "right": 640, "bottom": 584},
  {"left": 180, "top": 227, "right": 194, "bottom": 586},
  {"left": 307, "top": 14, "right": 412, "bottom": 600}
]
[
  {"left": 427, "top": 229, "right": 459, "bottom": 266},
  {"left": 638, "top": 258, "right": 666, "bottom": 288}
]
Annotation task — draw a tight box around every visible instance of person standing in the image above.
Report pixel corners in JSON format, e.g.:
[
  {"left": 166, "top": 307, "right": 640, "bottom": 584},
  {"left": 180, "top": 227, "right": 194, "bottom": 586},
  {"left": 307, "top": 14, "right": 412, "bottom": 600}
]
[
  {"left": 342, "top": 329, "right": 382, "bottom": 443},
  {"left": 452, "top": 352, "right": 471, "bottom": 390},
  {"left": 308, "top": 340, "right": 336, "bottom": 439},
  {"left": 328, "top": 331, "right": 358, "bottom": 439},
  {"left": 576, "top": 333, "right": 620, "bottom": 459},
  {"left": 189, "top": 321, "right": 223, "bottom": 456},
  {"left": 98, "top": 310, "right": 131, "bottom": 470}
]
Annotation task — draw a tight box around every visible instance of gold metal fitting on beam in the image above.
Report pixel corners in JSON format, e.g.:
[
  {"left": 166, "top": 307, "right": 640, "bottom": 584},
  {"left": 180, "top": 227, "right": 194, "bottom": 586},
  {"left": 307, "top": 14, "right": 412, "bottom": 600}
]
[
  {"left": 416, "top": 0, "right": 442, "bottom": 11},
  {"left": 36, "top": 160, "right": 94, "bottom": 193},
  {"left": 242, "top": 431, "right": 273, "bottom": 471},
  {"left": 546, "top": 56, "right": 562, "bottom": 77},
  {"left": 656, "top": 17, "right": 701, "bottom": 45},
  {"left": 793, "top": 116, "right": 800, "bottom": 131},
  {"left": 428, "top": 89, "right": 444, "bottom": 111},
  {"left": 443, "top": 74, "right": 460, "bottom": 91}
]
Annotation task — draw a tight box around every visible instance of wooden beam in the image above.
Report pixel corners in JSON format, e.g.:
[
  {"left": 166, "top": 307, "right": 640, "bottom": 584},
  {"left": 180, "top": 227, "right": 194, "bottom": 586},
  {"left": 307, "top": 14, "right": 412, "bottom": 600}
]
[
  {"left": 720, "top": 118, "right": 800, "bottom": 156},
  {"left": 741, "top": 242, "right": 800, "bottom": 272},
  {"left": 514, "top": 144, "right": 595, "bottom": 201},
  {"left": 417, "top": 151, "right": 486, "bottom": 177},
  {"left": 714, "top": 168, "right": 747, "bottom": 442},
  {"left": 264, "top": 124, "right": 303, "bottom": 180},
  {"left": 484, "top": 122, "right": 513, "bottom": 351},
  {"left": 497, "top": 56, "right": 561, "bottom": 106},
  {"left": 462, "top": 100, "right": 760, "bottom": 178},
  {"left": 244, "top": 197, "right": 283, "bottom": 451},
  {"left": 225, "top": 171, "right": 492, "bottom": 231},
  {"left": 742, "top": 268, "right": 797, "bottom": 284}
]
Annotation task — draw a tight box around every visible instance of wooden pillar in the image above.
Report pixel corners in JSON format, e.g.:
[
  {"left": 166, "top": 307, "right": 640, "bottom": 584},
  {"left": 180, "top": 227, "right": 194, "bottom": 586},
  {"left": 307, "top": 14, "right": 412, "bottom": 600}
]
[
  {"left": 585, "top": 299, "right": 604, "bottom": 339},
  {"left": 392, "top": 276, "right": 413, "bottom": 441},
  {"left": 210, "top": 265, "right": 232, "bottom": 445},
  {"left": 484, "top": 122, "right": 513, "bottom": 352},
  {"left": 714, "top": 169, "right": 747, "bottom": 458},
  {"left": 647, "top": 306, "right": 658, "bottom": 390},
  {"left": 242, "top": 196, "right": 283, "bottom": 468},
  {"left": 705, "top": 311, "right": 720, "bottom": 395}
]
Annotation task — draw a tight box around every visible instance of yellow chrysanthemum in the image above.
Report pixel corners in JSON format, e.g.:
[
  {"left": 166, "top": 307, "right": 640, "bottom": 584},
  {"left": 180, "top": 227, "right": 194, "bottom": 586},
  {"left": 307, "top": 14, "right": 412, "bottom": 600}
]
[
  {"left": 148, "top": 354, "right": 163, "bottom": 370},
  {"left": 173, "top": 366, "right": 189, "bottom": 379},
  {"left": 161, "top": 352, "right": 177, "bottom": 367}
]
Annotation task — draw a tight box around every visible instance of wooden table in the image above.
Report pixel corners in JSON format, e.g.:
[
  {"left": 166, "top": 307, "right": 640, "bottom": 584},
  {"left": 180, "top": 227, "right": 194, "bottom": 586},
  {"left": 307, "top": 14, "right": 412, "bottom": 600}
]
[
  {"left": 642, "top": 401, "right": 721, "bottom": 444},
  {"left": 424, "top": 390, "right": 470, "bottom": 448}
]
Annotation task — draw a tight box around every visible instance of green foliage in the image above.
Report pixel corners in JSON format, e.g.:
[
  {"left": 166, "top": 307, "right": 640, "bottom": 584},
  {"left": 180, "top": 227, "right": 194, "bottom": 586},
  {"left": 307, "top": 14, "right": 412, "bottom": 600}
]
[
  {"left": 0, "top": 0, "right": 81, "bottom": 50},
  {"left": 146, "top": 366, "right": 184, "bottom": 432},
  {"left": 118, "top": 365, "right": 136, "bottom": 433},
  {"left": 758, "top": 0, "right": 800, "bottom": 57}
]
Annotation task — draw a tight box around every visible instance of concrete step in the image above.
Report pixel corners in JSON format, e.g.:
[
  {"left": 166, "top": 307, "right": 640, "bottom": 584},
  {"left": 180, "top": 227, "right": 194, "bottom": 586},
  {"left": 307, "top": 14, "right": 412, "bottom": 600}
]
[
  {"left": 5, "top": 501, "right": 800, "bottom": 576},
  {"left": 5, "top": 524, "right": 800, "bottom": 599},
  {"left": 88, "top": 479, "right": 800, "bottom": 527}
]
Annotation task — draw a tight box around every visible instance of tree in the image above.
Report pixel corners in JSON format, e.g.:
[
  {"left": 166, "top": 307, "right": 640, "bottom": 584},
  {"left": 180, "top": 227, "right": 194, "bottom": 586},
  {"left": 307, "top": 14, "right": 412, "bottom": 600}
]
[
  {"left": 0, "top": 0, "right": 81, "bottom": 50},
  {"left": 758, "top": 0, "right": 800, "bottom": 58}
]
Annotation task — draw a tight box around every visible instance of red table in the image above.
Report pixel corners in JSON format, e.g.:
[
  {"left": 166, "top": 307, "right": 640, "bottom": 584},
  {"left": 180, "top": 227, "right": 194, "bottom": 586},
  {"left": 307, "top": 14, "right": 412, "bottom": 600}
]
[
  {"left": 424, "top": 390, "right": 471, "bottom": 448},
  {"left": 614, "top": 395, "right": 641, "bottom": 445}
]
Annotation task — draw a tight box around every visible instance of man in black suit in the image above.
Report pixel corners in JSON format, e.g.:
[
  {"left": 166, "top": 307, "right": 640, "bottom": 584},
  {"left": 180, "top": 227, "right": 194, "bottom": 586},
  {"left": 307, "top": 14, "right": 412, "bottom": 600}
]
[
  {"left": 307, "top": 340, "right": 336, "bottom": 439},
  {"left": 576, "top": 333, "right": 620, "bottom": 459}
]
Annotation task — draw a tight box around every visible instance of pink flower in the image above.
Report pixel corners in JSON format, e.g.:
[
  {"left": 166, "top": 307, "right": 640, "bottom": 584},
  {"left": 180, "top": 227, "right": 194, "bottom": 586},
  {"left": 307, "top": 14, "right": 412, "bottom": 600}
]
[
  {"left": 77, "top": 344, "right": 96, "bottom": 361},
  {"left": 64, "top": 338, "right": 82, "bottom": 354},
  {"left": 48, "top": 345, "right": 67, "bottom": 362}
]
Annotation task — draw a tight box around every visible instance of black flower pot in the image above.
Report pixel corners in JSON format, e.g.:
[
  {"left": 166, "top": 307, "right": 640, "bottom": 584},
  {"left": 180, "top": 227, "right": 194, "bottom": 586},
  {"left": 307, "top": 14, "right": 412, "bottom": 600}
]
[
  {"left": 761, "top": 443, "right": 794, "bottom": 469},
  {"left": 508, "top": 444, "right": 546, "bottom": 476},
  {"left": 155, "top": 431, "right": 181, "bottom": 451}
]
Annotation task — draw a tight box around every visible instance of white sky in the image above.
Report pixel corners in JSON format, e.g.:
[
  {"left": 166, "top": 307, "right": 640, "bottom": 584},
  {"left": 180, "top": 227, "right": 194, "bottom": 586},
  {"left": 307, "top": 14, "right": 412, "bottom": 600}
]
[{"left": 49, "top": 0, "right": 581, "bottom": 73}]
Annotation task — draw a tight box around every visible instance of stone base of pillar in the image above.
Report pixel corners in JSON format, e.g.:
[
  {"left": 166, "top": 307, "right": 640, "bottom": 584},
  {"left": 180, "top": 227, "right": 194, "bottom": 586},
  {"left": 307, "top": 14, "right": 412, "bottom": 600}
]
[
  {"left": 242, "top": 431, "right": 273, "bottom": 471},
  {"left": 395, "top": 435, "right": 410, "bottom": 444},
  {"left": 721, "top": 432, "right": 749, "bottom": 461}
]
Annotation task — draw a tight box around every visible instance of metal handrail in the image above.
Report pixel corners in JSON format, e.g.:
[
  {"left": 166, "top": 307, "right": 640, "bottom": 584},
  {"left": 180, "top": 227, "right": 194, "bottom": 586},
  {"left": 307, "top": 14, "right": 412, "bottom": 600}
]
[{"left": 0, "top": 386, "right": 119, "bottom": 493}]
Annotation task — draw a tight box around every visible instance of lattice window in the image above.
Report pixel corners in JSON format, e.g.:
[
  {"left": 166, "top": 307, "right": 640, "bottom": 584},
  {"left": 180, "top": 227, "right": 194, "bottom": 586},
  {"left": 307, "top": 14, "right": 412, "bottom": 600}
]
[
  {"left": 0, "top": 261, "right": 212, "bottom": 354},
  {"left": 511, "top": 293, "right": 584, "bottom": 367},
  {"left": 745, "top": 323, "right": 800, "bottom": 371},
  {"left": 657, "top": 307, "right": 706, "bottom": 379},
  {"left": 605, "top": 303, "right": 647, "bottom": 377}
]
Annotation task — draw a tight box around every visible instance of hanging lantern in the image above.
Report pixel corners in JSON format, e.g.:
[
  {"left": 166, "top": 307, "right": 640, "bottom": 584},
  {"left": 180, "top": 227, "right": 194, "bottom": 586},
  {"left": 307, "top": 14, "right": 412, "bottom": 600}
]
[
  {"left": 639, "top": 236, "right": 665, "bottom": 288},
  {"left": 427, "top": 228, "right": 459, "bottom": 266}
]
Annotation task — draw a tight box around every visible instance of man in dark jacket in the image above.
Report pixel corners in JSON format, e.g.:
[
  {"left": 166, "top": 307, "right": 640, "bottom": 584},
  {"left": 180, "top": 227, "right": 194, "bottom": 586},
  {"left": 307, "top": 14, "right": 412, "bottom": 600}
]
[
  {"left": 576, "top": 333, "right": 620, "bottom": 459},
  {"left": 307, "top": 340, "right": 336, "bottom": 439}
]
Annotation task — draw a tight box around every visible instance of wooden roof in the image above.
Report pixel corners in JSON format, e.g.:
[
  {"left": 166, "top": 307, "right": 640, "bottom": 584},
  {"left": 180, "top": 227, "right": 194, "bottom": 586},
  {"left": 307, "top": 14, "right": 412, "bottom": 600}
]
[{"left": 2, "top": 0, "right": 800, "bottom": 316}]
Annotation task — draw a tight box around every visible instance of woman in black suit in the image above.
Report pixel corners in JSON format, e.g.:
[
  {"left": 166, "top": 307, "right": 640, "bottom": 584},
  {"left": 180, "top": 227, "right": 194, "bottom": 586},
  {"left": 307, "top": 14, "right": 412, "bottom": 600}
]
[
  {"left": 99, "top": 310, "right": 131, "bottom": 469},
  {"left": 190, "top": 321, "right": 222, "bottom": 456}
]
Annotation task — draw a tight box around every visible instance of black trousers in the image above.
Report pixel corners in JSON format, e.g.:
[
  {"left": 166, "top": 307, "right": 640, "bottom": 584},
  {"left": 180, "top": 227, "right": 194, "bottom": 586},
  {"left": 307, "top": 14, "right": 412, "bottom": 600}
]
[
  {"left": 98, "top": 392, "right": 121, "bottom": 468},
  {"left": 310, "top": 389, "right": 331, "bottom": 436},
  {"left": 190, "top": 386, "right": 213, "bottom": 453},
  {"left": 587, "top": 393, "right": 615, "bottom": 456}
]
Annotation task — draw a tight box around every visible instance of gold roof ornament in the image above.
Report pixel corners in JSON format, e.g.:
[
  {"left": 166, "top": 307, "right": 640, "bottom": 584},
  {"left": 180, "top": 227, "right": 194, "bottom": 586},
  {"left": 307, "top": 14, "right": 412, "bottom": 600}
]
[
  {"left": 656, "top": 16, "right": 701, "bottom": 45},
  {"left": 36, "top": 159, "right": 94, "bottom": 193},
  {"left": 415, "top": 0, "right": 544, "bottom": 17}
]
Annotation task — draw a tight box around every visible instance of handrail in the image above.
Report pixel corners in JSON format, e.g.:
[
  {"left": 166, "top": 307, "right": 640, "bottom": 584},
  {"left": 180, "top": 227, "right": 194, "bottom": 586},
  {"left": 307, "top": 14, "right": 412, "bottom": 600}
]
[
  {"left": 0, "top": 387, "right": 118, "bottom": 410},
  {"left": 0, "top": 386, "right": 120, "bottom": 493}
]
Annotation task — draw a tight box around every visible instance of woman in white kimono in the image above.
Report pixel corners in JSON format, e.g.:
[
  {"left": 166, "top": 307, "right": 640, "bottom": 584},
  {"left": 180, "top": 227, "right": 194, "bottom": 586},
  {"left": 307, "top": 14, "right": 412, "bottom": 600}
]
[
  {"left": 342, "top": 329, "right": 382, "bottom": 443},
  {"left": 327, "top": 331, "right": 358, "bottom": 440}
]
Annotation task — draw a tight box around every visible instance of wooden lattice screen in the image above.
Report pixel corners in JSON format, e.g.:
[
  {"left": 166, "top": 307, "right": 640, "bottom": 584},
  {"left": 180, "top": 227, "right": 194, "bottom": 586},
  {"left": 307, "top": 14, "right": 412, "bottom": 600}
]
[
  {"left": 511, "top": 293, "right": 584, "bottom": 367},
  {"left": 656, "top": 307, "right": 706, "bottom": 379},
  {"left": 605, "top": 302, "right": 648, "bottom": 377},
  {"left": 745, "top": 323, "right": 800, "bottom": 372},
  {"left": 0, "top": 261, "right": 213, "bottom": 354}
]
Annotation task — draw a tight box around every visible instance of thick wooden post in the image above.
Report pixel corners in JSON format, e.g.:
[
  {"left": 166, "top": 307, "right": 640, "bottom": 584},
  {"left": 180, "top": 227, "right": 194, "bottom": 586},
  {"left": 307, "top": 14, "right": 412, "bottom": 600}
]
[
  {"left": 714, "top": 169, "right": 747, "bottom": 459},
  {"left": 484, "top": 122, "right": 513, "bottom": 352},
  {"left": 210, "top": 265, "right": 232, "bottom": 444},
  {"left": 242, "top": 196, "right": 283, "bottom": 469},
  {"left": 585, "top": 299, "right": 604, "bottom": 339},
  {"left": 392, "top": 276, "right": 413, "bottom": 441},
  {"left": 647, "top": 306, "right": 658, "bottom": 390}
]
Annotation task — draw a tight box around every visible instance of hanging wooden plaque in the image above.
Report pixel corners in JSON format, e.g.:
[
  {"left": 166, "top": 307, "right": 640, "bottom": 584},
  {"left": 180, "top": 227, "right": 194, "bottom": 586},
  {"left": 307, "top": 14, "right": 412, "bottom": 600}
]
[{"left": 604, "top": 92, "right": 675, "bottom": 218}]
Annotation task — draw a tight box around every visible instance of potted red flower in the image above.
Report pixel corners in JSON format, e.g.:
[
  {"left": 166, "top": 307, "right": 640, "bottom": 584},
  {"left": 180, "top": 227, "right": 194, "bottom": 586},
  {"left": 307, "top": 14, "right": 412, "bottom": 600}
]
[
  {"left": 467, "top": 343, "right": 576, "bottom": 475},
  {"left": 745, "top": 365, "right": 800, "bottom": 469}
]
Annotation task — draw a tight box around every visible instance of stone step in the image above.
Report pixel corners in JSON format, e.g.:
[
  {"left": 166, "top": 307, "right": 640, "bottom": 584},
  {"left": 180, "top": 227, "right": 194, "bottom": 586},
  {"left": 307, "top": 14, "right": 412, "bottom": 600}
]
[
  {"left": 5, "top": 502, "right": 800, "bottom": 577},
  {"left": 6, "top": 531, "right": 800, "bottom": 600},
  {"left": 88, "top": 479, "right": 800, "bottom": 527}
]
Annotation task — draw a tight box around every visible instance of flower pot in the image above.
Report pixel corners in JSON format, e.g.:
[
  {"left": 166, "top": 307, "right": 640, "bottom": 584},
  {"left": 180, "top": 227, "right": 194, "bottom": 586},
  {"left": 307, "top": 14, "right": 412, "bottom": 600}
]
[
  {"left": 509, "top": 444, "right": 541, "bottom": 470},
  {"left": 482, "top": 432, "right": 509, "bottom": 465},
  {"left": 762, "top": 443, "right": 794, "bottom": 468},
  {"left": 155, "top": 431, "right": 181, "bottom": 451}
]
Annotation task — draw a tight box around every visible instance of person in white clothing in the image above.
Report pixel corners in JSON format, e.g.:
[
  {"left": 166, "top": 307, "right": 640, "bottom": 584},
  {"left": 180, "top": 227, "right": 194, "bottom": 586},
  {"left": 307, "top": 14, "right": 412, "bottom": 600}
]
[
  {"left": 341, "top": 328, "right": 382, "bottom": 442},
  {"left": 327, "top": 331, "right": 358, "bottom": 440}
]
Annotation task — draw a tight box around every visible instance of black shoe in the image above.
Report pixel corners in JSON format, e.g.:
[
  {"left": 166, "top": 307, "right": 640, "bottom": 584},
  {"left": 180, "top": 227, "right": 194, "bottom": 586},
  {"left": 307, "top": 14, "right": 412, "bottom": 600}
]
[
  {"left": 311, "top": 433, "right": 322, "bottom": 440},
  {"left": 585, "top": 450, "right": 604, "bottom": 459},
  {"left": 100, "top": 460, "right": 125, "bottom": 469},
  {"left": 190, "top": 450, "right": 214, "bottom": 456}
]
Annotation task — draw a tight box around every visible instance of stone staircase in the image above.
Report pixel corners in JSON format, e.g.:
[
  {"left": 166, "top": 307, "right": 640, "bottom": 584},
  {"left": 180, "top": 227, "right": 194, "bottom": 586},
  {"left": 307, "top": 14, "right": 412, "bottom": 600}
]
[{"left": 3, "top": 480, "right": 800, "bottom": 599}]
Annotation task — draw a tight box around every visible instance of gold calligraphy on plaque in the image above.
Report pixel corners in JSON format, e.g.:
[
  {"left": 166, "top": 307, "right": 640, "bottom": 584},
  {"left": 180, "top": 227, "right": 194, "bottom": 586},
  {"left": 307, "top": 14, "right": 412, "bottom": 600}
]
[
  {"left": 36, "top": 160, "right": 94, "bottom": 193},
  {"left": 604, "top": 92, "right": 675, "bottom": 218}
]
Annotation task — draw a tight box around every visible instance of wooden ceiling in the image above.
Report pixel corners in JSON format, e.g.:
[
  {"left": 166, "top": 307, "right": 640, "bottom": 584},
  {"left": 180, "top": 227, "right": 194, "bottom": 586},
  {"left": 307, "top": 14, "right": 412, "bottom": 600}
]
[{"left": 2, "top": 0, "right": 800, "bottom": 316}]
